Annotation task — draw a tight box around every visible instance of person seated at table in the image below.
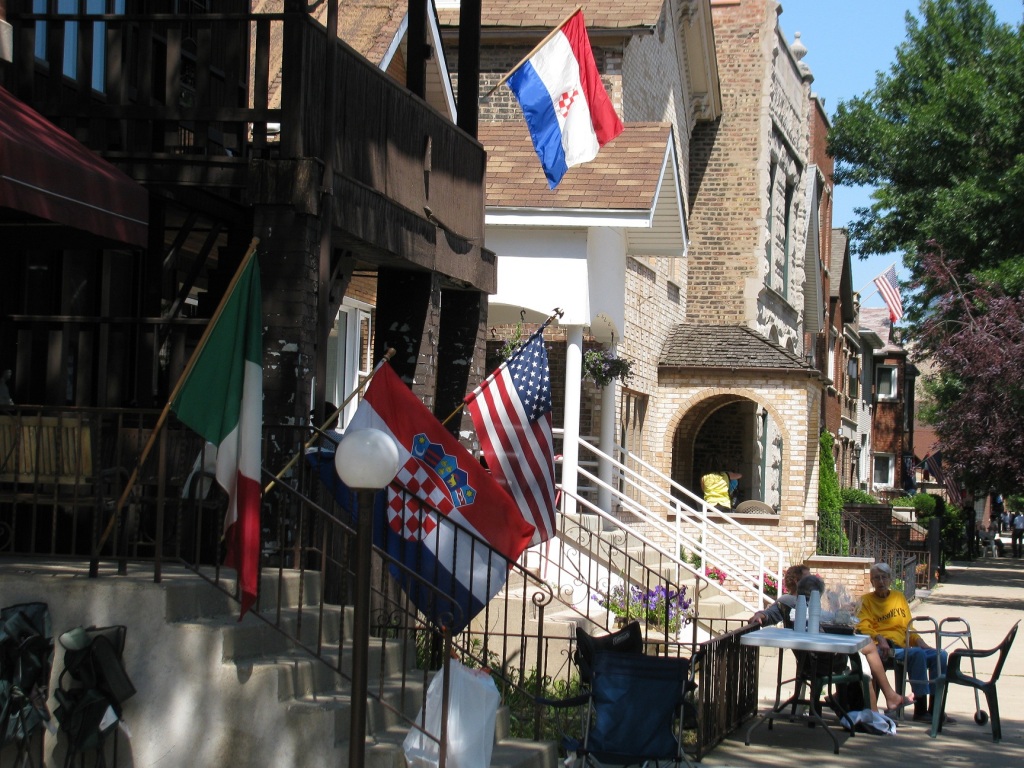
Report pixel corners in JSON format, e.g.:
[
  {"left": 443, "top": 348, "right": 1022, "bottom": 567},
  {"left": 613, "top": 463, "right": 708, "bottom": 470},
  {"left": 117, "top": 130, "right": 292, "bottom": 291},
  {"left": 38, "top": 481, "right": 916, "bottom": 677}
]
[
  {"left": 857, "top": 562, "right": 947, "bottom": 722},
  {"left": 751, "top": 570, "right": 912, "bottom": 714},
  {"left": 749, "top": 564, "right": 808, "bottom": 626}
]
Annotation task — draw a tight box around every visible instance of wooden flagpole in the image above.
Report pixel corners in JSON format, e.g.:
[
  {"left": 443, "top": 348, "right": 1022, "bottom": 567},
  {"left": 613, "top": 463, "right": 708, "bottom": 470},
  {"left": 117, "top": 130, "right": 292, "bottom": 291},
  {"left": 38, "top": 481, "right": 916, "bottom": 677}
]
[
  {"left": 481, "top": 5, "right": 583, "bottom": 100},
  {"left": 263, "top": 347, "right": 396, "bottom": 494},
  {"left": 440, "top": 307, "right": 564, "bottom": 426},
  {"left": 90, "top": 237, "right": 261, "bottom": 574}
]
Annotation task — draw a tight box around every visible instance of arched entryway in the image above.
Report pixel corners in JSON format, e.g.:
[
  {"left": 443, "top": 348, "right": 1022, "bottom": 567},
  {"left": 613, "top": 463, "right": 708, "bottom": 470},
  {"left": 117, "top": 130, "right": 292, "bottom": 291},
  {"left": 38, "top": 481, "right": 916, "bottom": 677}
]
[{"left": 670, "top": 393, "right": 783, "bottom": 511}]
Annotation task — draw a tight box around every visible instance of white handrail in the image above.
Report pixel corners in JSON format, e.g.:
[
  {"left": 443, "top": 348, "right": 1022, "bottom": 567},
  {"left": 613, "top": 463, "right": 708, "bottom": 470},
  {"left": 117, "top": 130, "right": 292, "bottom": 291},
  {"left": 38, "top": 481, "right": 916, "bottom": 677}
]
[{"left": 555, "top": 430, "right": 784, "bottom": 609}]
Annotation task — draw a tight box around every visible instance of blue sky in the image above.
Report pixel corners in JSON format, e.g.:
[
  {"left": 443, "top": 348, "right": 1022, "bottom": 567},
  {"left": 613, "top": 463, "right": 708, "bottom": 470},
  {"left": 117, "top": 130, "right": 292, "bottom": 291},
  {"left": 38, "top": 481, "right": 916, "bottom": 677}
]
[{"left": 774, "top": 0, "right": 1023, "bottom": 308}]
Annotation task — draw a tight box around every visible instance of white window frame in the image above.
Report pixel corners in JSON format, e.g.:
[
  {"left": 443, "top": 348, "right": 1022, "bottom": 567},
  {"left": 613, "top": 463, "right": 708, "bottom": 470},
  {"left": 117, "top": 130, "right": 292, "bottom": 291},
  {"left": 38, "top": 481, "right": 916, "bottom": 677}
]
[
  {"left": 873, "top": 453, "right": 895, "bottom": 487},
  {"left": 876, "top": 365, "right": 898, "bottom": 401}
]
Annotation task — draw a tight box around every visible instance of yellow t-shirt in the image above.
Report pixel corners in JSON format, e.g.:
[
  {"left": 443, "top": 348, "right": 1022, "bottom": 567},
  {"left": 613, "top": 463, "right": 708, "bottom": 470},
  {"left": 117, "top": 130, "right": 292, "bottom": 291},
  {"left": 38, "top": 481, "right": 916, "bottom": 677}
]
[
  {"left": 702, "top": 472, "right": 731, "bottom": 508},
  {"left": 856, "top": 589, "right": 920, "bottom": 646}
]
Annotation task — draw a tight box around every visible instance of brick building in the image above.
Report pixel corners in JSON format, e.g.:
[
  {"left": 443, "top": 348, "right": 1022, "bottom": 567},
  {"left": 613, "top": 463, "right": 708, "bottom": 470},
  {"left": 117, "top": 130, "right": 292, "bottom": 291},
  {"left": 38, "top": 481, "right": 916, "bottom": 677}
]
[
  {"left": 440, "top": 0, "right": 829, "bottom": 560},
  {"left": 860, "top": 307, "right": 918, "bottom": 499}
]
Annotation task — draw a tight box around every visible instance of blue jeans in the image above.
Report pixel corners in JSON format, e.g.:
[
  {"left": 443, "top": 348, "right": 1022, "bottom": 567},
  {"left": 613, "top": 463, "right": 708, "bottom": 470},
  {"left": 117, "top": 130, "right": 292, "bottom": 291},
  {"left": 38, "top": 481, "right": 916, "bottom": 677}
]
[{"left": 894, "top": 646, "right": 947, "bottom": 696}]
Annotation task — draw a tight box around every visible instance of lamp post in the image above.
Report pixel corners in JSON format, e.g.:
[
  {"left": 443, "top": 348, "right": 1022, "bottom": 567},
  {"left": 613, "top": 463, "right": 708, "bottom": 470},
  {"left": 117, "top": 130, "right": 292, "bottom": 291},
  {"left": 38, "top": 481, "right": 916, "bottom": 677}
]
[{"left": 334, "top": 428, "right": 400, "bottom": 768}]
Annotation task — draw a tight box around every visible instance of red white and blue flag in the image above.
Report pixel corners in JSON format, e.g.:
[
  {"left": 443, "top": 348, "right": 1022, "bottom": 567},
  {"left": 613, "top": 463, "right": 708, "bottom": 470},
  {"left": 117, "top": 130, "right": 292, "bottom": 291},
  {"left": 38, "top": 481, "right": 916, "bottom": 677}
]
[
  {"left": 465, "top": 328, "right": 557, "bottom": 545},
  {"left": 873, "top": 265, "right": 904, "bottom": 324},
  {"left": 309, "top": 364, "right": 535, "bottom": 632},
  {"left": 507, "top": 10, "right": 624, "bottom": 188},
  {"left": 924, "top": 450, "right": 963, "bottom": 508}
]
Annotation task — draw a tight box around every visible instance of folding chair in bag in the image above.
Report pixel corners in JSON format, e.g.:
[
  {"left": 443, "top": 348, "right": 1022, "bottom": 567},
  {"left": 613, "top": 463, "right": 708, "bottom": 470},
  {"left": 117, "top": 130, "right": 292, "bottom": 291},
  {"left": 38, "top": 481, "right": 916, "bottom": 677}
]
[
  {"left": 53, "top": 626, "right": 136, "bottom": 768},
  {"left": 0, "top": 602, "right": 53, "bottom": 768},
  {"left": 541, "top": 622, "right": 698, "bottom": 767}
]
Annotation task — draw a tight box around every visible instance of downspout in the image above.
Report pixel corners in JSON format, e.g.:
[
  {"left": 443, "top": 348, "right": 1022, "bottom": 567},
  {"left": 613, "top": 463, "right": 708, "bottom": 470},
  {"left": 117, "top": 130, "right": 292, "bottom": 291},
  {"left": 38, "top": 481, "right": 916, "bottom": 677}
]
[{"left": 760, "top": 407, "right": 768, "bottom": 500}]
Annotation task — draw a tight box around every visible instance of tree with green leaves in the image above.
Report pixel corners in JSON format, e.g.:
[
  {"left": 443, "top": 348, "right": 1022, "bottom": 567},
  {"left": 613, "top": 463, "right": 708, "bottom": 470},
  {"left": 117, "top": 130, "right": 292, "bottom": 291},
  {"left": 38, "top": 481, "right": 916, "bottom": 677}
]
[
  {"left": 830, "top": 0, "right": 1024, "bottom": 493},
  {"left": 829, "top": 0, "right": 1024, "bottom": 312}
]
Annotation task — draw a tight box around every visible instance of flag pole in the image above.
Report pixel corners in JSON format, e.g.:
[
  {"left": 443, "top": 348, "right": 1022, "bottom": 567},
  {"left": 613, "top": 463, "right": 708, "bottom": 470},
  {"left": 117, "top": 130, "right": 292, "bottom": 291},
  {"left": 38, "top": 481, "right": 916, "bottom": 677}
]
[
  {"left": 90, "top": 237, "right": 261, "bottom": 574},
  {"left": 264, "top": 347, "right": 397, "bottom": 493},
  {"left": 856, "top": 261, "right": 898, "bottom": 295},
  {"left": 481, "top": 6, "right": 583, "bottom": 100},
  {"left": 440, "top": 307, "right": 563, "bottom": 426}
]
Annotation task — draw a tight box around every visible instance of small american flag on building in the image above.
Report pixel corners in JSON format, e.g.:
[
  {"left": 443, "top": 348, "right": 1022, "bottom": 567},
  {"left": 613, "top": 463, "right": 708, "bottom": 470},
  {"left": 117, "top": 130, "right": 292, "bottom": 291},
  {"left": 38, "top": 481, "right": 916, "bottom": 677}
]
[
  {"left": 465, "top": 327, "right": 557, "bottom": 545},
  {"left": 873, "top": 265, "right": 904, "bottom": 324}
]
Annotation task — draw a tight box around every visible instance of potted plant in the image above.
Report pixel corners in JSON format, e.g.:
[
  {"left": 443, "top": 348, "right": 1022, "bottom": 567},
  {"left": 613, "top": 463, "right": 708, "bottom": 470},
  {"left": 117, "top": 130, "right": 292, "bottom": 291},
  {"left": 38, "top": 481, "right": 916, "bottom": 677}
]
[
  {"left": 705, "top": 565, "right": 727, "bottom": 585},
  {"left": 593, "top": 583, "right": 692, "bottom": 634},
  {"left": 583, "top": 349, "right": 633, "bottom": 387}
]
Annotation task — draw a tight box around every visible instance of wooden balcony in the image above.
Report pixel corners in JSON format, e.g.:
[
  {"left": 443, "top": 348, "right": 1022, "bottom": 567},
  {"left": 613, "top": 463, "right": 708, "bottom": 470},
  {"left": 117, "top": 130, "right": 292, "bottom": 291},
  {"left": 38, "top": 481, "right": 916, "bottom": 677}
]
[{"left": 0, "top": 4, "right": 490, "bottom": 289}]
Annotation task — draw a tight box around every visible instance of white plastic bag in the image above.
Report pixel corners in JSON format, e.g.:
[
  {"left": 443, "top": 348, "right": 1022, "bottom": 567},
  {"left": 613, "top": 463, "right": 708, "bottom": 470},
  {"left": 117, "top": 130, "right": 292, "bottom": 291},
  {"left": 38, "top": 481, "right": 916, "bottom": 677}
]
[{"left": 403, "top": 659, "right": 501, "bottom": 768}]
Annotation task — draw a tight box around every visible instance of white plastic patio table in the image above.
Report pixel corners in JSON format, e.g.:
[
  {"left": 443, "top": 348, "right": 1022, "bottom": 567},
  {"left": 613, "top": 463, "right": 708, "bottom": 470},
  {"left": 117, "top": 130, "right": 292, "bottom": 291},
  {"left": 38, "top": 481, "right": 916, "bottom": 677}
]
[{"left": 740, "top": 627, "right": 870, "bottom": 752}]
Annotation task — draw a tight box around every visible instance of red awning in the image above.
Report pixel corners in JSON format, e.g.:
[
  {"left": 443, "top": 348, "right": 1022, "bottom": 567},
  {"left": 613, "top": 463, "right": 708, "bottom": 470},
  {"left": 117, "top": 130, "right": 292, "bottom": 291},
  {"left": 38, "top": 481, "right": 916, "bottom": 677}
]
[{"left": 0, "top": 85, "right": 148, "bottom": 248}]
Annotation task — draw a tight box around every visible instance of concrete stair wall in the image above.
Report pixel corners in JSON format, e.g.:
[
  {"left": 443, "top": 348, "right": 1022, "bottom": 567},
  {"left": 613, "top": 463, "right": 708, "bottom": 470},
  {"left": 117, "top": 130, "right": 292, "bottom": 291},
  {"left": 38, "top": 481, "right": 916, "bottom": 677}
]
[{"left": 0, "top": 562, "right": 557, "bottom": 768}]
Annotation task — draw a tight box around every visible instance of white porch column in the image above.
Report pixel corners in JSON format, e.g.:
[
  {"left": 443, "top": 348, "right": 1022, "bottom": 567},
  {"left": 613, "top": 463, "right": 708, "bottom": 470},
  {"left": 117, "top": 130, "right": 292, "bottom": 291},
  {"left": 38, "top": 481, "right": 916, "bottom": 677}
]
[
  {"left": 561, "top": 325, "right": 583, "bottom": 516},
  {"left": 597, "top": 357, "right": 616, "bottom": 514}
]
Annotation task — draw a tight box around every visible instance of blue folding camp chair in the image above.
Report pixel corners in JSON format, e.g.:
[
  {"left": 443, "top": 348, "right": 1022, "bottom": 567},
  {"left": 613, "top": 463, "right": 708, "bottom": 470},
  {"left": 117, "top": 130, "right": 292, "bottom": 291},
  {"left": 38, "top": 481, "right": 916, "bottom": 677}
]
[{"left": 541, "top": 622, "right": 698, "bottom": 767}]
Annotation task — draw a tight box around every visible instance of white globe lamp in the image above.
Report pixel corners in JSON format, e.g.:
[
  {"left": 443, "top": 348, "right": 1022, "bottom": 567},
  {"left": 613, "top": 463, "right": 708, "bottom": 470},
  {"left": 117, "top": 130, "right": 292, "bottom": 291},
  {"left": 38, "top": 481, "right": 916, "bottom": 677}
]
[{"left": 334, "top": 428, "right": 400, "bottom": 489}]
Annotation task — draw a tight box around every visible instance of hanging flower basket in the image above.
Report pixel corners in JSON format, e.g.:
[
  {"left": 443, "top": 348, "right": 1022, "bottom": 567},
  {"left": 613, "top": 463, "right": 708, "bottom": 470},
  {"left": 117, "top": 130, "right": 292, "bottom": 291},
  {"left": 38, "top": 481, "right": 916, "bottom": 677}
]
[{"left": 583, "top": 349, "right": 633, "bottom": 387}]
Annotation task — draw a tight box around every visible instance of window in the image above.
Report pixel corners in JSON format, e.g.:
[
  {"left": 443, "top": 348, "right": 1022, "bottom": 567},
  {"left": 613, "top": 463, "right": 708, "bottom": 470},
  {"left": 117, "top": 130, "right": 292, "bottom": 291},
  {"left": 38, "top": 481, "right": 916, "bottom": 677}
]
[
  {"left": 847, "top": 358, "right": 859, "bottom": 398},
  {"left": 876, "top": 366, "right": 897, "bottom": 400},
  {"left": 34, "top": 1, "right": 125, "bottom": 90},
  {"left": 782, "top": 180, "right": 794, "bottom": 300},
  {"left": 873, "top": 453, "right": 895, "bottom": 487},
  {"left": 765, "top": 161, "right": 776, "bottom": 280}
]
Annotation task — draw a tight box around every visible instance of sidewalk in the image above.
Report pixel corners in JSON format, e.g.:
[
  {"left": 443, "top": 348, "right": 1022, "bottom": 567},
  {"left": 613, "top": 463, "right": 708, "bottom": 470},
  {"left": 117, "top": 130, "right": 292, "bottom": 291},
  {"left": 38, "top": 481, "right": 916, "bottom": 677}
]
[{"left": 699, "top": 557, "right": 1024, "bottom": 767}]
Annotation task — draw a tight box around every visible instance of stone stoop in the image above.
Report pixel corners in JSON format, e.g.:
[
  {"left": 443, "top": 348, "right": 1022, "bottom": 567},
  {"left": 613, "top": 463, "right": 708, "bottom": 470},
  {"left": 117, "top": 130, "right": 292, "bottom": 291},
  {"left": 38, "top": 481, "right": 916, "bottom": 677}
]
[{"left": 0, "top": 561, "right": 557, "bottom": 768}]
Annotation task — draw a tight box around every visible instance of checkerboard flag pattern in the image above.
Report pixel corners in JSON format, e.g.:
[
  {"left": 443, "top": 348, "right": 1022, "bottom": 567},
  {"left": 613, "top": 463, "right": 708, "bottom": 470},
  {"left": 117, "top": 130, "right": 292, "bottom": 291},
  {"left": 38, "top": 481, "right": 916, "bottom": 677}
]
[{"left": 307, "top": 363, "right": 535, "bottom": 633}]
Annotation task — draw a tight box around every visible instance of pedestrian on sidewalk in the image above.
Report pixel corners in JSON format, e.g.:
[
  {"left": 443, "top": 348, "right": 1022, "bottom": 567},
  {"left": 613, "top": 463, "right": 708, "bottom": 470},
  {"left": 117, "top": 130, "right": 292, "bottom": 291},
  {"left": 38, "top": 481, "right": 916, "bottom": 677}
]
[{"left": 1011, "top": 509, "right": 1024, "bottom": 557}]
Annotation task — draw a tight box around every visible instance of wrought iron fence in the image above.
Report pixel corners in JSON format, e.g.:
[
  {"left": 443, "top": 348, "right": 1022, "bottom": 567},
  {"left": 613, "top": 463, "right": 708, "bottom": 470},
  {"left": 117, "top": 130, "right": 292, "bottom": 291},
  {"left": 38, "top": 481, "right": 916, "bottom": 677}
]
[{"left": 1, "top": 407, "right": 744, "bottom": 760}]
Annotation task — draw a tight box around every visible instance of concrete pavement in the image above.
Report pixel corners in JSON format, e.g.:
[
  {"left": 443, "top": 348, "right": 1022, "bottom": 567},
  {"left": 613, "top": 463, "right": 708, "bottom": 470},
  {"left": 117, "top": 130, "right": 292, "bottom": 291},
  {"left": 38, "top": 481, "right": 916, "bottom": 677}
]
[{"left": 699, "top": 556, "right": 1024, "bottom": 767}]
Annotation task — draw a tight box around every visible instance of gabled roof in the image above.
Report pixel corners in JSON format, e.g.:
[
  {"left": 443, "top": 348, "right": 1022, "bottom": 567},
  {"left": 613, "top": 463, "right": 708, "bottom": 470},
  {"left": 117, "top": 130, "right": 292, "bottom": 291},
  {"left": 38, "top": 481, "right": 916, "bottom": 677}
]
[
  {"left": 830, "top": 228, "right": 855, "bottom": 323},
  {"left": 436, "top": 1, "right": 665, "bottom": 30},
  {"left": 480, "top": 121, "right": 685, "bottom": 255},
  {"left": 254, "top": 0, "right": 455, "bottom": 117},
  {"left": 860, "top": 307, "right": 903, "bottom": 353},
  {"left": 659, "top": 325, "right": 812, "bottom": 372}
]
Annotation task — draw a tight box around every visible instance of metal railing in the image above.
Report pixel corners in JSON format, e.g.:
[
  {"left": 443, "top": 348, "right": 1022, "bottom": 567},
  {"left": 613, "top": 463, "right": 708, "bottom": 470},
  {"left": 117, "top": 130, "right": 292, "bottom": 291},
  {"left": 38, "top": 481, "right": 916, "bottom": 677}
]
[
  {"left": 559, "top": 432, "right": 784, "bottom": 613},
  {"left": 2, "top": 407, "right": 746, "bottom": 760},
  {"left": 819, "top": 507, "right": 923, "bottom": 602}
]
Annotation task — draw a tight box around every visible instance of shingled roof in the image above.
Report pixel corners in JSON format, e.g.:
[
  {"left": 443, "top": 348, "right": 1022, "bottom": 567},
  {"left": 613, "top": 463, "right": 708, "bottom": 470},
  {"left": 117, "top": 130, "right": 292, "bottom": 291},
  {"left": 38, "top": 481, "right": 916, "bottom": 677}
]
[
  {"left": 480, "top": 121, "right": 671, "bottom": 210},
  {"left": 436, "top": 1, "right": 665, "bottom": 30},
  {"left": 659, "top": 325, "right": 812, "bottom": 372}
]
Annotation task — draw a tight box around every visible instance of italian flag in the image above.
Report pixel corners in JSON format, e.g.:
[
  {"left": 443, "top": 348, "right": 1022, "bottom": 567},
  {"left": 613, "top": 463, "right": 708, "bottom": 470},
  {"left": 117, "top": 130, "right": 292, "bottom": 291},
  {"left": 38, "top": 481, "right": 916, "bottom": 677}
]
[{"left": 171, "top": 255, "right": 263, "bottom": 618}]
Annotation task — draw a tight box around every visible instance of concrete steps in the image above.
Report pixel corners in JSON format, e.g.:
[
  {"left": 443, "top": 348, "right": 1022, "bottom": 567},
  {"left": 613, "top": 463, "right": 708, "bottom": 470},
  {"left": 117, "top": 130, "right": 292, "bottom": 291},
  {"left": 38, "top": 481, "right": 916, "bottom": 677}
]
[{"left": 0, "top": 561, "right": 557, "bottom": 768}]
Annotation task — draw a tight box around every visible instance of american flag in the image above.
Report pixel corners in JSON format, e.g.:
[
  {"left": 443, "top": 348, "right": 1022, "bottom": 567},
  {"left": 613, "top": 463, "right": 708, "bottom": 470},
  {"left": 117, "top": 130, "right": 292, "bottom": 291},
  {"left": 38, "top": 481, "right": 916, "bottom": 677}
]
[
  {"left": 873, "top": 266, "right": 904, "bottom": 324},
  {"left": 924, "top": 451, "right": 963, "bottom": 508},
  {"left": 465, "top": 328, "right": 557, "bottom": 544}
]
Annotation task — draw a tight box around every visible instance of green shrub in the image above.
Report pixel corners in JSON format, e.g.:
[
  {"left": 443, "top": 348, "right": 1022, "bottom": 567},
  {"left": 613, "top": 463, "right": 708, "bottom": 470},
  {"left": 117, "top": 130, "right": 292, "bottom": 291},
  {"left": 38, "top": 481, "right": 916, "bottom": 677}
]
[
  {"left": 817, "top": 431, "right": 849, "bottom": 555},
  {"left": 841, "top": 487, "right": 879, "bottom": 505},
  {"left": 889, "top": 495, "right": 915, "bottom": 507},
  {"left": 912, "top": 493, "right": 937, "bottom": 520}
]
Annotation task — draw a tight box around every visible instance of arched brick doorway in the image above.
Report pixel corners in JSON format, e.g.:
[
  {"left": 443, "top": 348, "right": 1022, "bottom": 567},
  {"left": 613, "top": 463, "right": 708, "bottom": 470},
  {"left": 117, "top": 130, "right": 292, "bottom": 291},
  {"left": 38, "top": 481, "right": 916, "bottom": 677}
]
[{"left": 670, "top": 393, "right": 782, "bottom": 509}]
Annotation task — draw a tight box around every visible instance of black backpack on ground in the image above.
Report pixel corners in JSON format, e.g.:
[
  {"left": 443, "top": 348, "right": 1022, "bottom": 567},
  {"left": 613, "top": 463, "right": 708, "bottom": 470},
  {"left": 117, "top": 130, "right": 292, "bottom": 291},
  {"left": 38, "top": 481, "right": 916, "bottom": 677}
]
[{"left": 53, "top": 625, "right": 136, "bottom": 768}]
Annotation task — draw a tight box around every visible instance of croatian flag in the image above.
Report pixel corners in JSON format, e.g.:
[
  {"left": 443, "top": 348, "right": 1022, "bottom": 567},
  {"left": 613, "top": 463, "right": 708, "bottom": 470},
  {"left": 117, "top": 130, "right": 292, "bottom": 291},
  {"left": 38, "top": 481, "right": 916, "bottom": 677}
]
[
  {"left": 507, "top": 10, "right": 624, "bottom": 188},
  {"left": 309, "top": 364, "right": 535, "bottom": 632}
]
